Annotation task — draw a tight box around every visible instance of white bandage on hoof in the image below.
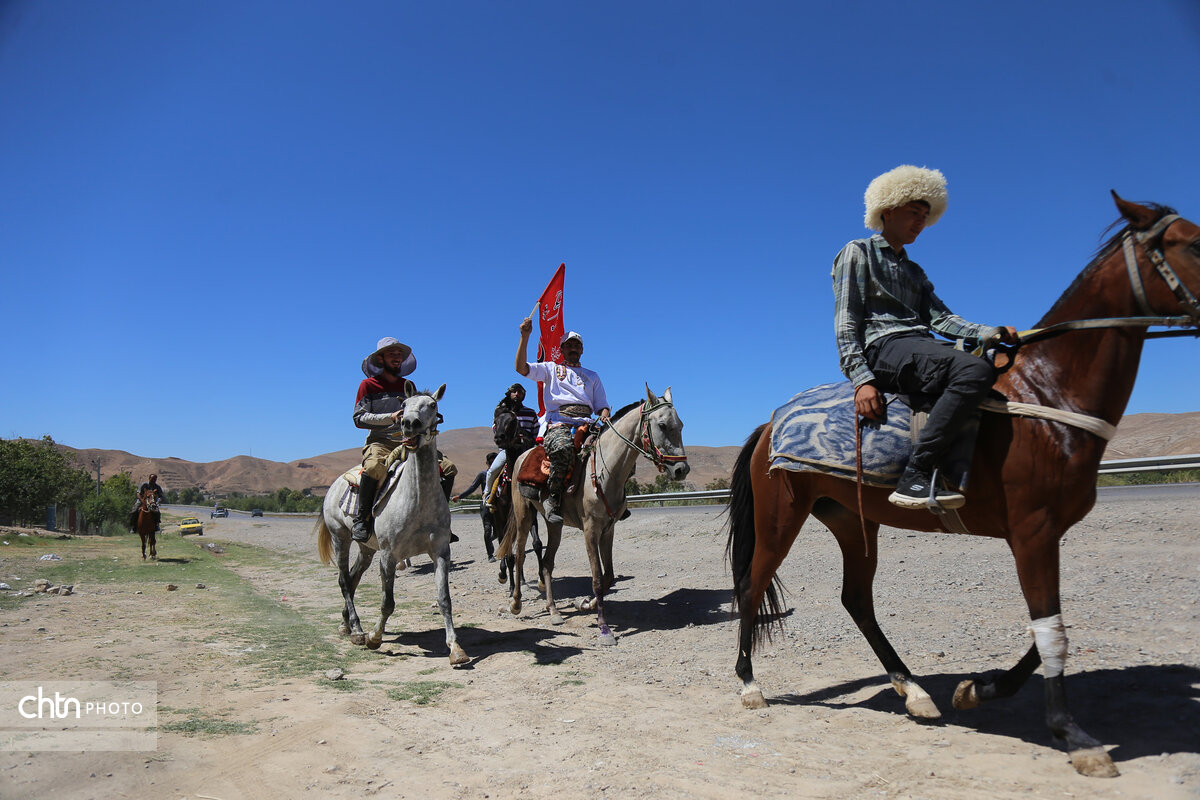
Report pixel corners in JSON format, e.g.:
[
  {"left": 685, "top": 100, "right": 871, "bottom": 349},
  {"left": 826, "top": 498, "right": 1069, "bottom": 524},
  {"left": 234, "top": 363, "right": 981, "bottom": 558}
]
[{"left": 1029, "top": 614, "right": 1068, "bottom": 677}]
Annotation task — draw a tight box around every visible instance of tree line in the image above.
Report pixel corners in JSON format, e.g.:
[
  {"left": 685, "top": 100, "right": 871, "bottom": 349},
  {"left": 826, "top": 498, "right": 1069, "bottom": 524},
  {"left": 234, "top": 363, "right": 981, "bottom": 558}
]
[{"left": 0, "top": 437, "right": 134, "bottom": 534}]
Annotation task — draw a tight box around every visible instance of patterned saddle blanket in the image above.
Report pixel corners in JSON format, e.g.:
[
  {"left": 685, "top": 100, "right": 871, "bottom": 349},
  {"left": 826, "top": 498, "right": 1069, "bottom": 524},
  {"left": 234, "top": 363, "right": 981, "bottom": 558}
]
[
  {"left": 768, "top": 381, "right": 975, "bottom": 490},
  {"left": 335, "top": 458, "right": 408, "bottom": 518}
]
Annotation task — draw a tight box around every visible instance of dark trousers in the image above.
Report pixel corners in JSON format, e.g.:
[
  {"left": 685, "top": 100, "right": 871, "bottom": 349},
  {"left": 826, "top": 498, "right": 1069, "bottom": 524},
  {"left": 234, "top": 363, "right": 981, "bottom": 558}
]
[{"left": 866, "top": 333, "right": 995, "bottom": 474}]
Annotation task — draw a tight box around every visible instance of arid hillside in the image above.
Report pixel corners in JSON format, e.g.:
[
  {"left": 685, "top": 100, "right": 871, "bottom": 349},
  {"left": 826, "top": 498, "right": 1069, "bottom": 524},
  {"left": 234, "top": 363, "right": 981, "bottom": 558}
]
[{"left": 56, "top": 410, "right": 1197, "bottom": 497}]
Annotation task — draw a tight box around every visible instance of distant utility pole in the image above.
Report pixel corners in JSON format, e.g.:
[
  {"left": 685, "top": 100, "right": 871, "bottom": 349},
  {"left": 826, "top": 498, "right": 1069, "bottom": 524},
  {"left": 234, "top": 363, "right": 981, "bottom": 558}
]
[{"left": 91, "top": 458, "right": 101, "bottom": 496}]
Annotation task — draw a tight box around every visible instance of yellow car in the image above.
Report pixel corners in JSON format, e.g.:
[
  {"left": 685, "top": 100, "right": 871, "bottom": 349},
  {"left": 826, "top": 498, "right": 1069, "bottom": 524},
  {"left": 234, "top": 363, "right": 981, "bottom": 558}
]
[{"left": 179, "top": 517, "right": 204, "bottom": 536}]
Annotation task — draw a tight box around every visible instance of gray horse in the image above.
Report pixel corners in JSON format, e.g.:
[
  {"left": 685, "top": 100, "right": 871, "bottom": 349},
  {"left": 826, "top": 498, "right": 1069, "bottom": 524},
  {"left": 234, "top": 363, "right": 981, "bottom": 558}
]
[
  {"left": 316, "top": 382, "right": 469, "bottom": 666},
  {"left": 496, "top": 385, "right": 689, "bottom": 645}
]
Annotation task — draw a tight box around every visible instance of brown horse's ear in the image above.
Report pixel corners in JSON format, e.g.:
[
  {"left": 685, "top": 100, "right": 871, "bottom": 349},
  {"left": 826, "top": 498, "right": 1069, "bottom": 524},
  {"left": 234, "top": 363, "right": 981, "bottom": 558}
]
[{"left": 1111, "top": 190, "right": 1159, "bottom": 230}]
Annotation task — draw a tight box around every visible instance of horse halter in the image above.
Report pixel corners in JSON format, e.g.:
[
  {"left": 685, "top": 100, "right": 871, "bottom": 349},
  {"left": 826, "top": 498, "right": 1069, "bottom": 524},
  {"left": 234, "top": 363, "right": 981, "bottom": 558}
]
[
  {"left": 1122, "top": 214, "right": 1200, "bottom": 324},
  {"left": 605, "top": 399, "right": 688, "bottom": 474}
]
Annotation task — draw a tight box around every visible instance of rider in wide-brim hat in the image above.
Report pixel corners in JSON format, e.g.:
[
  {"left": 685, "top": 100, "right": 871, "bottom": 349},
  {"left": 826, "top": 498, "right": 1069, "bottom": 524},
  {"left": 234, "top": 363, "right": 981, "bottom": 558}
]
[{"left": 361, "top": 337, "right": 416, "bottom": 379}]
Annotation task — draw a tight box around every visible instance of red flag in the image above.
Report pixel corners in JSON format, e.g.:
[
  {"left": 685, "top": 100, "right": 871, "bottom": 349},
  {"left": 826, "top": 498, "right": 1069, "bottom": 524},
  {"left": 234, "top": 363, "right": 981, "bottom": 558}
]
[{"left": 534, "top": 264, "right": 565, "bottom": 416}]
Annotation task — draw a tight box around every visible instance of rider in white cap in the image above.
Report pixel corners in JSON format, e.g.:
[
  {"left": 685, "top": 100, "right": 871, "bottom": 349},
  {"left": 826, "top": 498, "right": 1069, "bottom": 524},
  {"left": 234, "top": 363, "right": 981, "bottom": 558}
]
[
  {"left": 832, "top": 165, "right": 1017, "bottom": 509},
  {"left": 515, "top": 322, "right": 610, "bottom": 525}
]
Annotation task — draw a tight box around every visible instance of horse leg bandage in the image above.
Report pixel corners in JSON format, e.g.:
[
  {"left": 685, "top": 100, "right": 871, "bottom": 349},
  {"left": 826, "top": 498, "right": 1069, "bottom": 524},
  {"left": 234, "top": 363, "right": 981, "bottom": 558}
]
[{"left": 1029, "top": 614, "right": 1068, "bottom": 677}]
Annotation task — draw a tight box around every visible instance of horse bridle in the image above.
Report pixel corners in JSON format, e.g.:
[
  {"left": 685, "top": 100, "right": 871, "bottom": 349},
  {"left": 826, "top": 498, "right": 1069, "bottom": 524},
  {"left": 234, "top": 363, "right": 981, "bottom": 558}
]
[
  {"left": 987, "top": 214, "right": 1199, "bottom": 356},
  {"left": 1122, "top": 214, "right": 1200, "bottom": 324},
  {"left": 600, "top": 399, "right": 688, "bottom": 474}
]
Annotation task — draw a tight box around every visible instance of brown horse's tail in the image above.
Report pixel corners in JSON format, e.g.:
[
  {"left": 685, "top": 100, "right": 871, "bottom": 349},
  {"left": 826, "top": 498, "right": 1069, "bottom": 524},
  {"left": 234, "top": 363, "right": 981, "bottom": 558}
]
[
  {"left": 315, "top": 517, "right": 334, "bottom": 565},
  {"left": 726, "top": 423, "right": 786, "bottom": 647}
]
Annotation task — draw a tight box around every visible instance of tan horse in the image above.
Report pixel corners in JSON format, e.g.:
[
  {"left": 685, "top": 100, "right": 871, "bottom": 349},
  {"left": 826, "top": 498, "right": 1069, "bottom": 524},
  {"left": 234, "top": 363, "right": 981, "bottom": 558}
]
[
  {"left": 727, "top": 195, "right": 1199, "bottom": 778},
  {"left": 497, "top": 386, "right": 689, "bottom": 644}
]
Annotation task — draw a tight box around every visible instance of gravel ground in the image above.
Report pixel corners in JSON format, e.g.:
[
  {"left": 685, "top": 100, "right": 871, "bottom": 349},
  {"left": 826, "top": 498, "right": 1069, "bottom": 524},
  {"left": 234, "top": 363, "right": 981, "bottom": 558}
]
[{"left": 3, "top": 487, "right": 1197, "bottom": 799}]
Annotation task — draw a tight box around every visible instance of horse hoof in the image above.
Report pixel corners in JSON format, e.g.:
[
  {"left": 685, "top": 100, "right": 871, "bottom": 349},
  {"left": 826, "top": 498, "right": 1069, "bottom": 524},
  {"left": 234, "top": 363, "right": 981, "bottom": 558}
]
[
  {"left": 449, "top": 643, "right": 469, "bottom": 667},
  {"left": 598, "top": 631, "right": 617, "bottom": 647},
  {"left": 740, "top": 689, "right": 767, "bottom": 709},
  {"left": 497, "top": 570, "right": 507, "bottom": 584},
  {"left": 891, "top": 676, "right": 942, "bottom": 720},
  {"left": 509, "top": 599, "right": 522, "bottom": 616},
  {"left": 349, "top": 633, "right": 366, "bottom": 646},
  {"left": 548, "top": 611, "right": 564, "bottom": 626},
  {"left": 952, "top": 680, "right": 981, "bottom": 710},
  {"left": 365, "top": 634, "right": 382, "bottom": 651},
  {"left": 338, "top": 623, "right": 350, "bottom": 636},
  {"left": 1070, "top": 747, "right": 1119, "bottom": 778}
]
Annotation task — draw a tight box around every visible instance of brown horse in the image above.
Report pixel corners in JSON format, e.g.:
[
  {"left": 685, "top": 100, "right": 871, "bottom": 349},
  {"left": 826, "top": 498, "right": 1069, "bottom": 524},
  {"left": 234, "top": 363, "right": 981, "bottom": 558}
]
[
  {"left": 135, "top": 485, "right": 159, "bottom": 561},
  {"left": 727, "top": 195, "right": 1199, "bottom": 778}
]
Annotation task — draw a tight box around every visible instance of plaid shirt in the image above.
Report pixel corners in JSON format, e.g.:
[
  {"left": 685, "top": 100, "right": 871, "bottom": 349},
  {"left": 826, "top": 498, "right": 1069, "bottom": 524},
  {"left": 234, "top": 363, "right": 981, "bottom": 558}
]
[{"left": 832, "top": 234, "right": 986, "bottom": 387}]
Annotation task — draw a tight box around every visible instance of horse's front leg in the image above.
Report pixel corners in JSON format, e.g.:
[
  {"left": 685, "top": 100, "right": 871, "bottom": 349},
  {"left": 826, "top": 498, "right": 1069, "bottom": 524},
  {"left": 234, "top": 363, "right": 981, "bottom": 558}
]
[
  {"left": 149, "top": 533, "right": 157, "bottom": 561},
  {"left": 139, "top": 533, "right": 147, "bottom": 561},
  {"left": 581, "top": 521, "right": 616, "bottom": 645},
  {"left": 993, "top": 533, "right": 1117, "bottom": 778},
  {"left": 366, "top": 551, "right": 398, "bottom": 650},
  {"left": 434, "top": 542, "right": 469, "bottom": 666}
]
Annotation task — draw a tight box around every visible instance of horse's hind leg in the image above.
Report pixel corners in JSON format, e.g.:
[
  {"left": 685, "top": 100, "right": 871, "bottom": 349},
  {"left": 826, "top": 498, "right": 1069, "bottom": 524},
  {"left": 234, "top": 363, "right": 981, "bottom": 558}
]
[
  {"left": 366, "top": 551, "right": 397, "bottom": 650},
  {"left": 814, "top": 500, "right": 939, "bottom": 720},
  {"left": 434, "top": 544, "right": 469, "bottom": 666},
  {"left": 733, "top": 473, "right": 811, "bottom": 710}
]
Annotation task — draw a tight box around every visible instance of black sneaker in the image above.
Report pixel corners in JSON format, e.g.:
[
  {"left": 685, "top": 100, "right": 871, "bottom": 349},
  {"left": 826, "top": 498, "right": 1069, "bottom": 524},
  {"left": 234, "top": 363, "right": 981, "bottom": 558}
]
[{"left": 888, "top": 469, "right": 966, "bottom": 510}]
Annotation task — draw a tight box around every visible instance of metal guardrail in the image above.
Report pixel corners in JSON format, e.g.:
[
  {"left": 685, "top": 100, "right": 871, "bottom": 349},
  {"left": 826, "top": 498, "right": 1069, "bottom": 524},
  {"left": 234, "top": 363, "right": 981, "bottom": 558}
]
[{"left": 448, "top": 453, "right": 1200, "bottom": 512}]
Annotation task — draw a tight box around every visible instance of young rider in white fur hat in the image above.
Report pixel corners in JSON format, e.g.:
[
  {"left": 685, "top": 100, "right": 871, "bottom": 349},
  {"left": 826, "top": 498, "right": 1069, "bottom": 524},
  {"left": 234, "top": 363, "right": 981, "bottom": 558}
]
[{"left": 832, "top": 165, "right": 1018, "bottom": 509}]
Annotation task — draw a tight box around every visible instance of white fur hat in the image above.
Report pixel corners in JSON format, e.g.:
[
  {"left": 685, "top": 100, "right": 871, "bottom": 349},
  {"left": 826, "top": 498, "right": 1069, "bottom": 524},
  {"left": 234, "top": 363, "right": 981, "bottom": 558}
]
[{"left": 863, "top": 165, "right": 948, "bottom": 232}]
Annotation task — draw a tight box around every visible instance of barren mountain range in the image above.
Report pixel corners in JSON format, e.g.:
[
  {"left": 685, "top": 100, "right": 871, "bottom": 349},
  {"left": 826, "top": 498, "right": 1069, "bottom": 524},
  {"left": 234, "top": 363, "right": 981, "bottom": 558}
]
[{"left": 58, "top": 411, "right": 1199, "bottom": 498}]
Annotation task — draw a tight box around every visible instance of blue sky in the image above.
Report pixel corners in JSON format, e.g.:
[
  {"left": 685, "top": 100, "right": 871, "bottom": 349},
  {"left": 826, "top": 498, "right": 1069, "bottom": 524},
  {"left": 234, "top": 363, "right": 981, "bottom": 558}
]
[{"left": 3, "top": 1, "right": 1199, "bottom": 464}]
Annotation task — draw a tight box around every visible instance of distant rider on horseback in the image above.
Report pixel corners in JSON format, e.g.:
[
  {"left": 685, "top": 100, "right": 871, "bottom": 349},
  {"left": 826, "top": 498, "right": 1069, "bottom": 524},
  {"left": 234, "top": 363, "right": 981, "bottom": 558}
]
[
  {"left": 515, "top": 319, "right": 610, "bottom": 525},
  {"left": 832, "top": 165, "right": 1018, "bottom": 510},
  {"left": 129, "top": 473, "right": 164, "bottom": 532}
]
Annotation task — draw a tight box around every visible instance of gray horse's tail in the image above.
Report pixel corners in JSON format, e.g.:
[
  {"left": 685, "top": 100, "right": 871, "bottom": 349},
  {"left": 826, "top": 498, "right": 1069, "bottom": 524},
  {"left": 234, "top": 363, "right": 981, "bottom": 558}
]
[
  {"left": 315, "top": 516, "right": 334, "bottom": 565},
  {"left": 494, "top": 502, "right": 518, "bottom": 560}
]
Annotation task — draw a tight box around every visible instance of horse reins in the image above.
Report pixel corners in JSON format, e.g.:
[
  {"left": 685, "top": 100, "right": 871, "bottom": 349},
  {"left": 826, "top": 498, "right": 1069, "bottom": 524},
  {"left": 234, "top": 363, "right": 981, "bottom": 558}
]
[{"left": 591, "top": 399, "right": 688, "bottom": 519}]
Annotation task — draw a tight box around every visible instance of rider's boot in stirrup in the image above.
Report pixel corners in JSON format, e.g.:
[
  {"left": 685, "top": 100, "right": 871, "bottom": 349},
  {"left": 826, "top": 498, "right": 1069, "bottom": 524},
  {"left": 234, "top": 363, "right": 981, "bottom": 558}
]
[{"left": 352, "top": 474, "right": 380, "bottom": 543}]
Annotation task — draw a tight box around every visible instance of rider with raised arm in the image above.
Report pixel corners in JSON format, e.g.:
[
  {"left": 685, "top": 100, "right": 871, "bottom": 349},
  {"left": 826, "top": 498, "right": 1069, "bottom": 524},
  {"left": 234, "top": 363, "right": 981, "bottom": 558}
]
[
  {"left": 832, "top": 165, "right": 1017, "bottom": 509},
  {"left": 515, "top": 319, "right": 610, "bottom": 525}
]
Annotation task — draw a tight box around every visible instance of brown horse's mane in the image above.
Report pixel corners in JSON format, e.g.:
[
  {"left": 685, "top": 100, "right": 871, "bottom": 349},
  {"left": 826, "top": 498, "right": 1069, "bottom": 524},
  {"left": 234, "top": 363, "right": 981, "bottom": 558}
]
[{"left": 1036, "top": 202, "right": 1176, "bottom": 327}]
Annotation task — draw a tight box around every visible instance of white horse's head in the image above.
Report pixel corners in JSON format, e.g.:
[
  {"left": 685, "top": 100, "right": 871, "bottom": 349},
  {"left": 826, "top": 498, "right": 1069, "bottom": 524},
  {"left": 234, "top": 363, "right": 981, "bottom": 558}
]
[
  {"left": 400, "top": 381, "right": 446, "bottom": 440},
  {"left": 643, "top": 384, "right": 690, "bottom": 481}
]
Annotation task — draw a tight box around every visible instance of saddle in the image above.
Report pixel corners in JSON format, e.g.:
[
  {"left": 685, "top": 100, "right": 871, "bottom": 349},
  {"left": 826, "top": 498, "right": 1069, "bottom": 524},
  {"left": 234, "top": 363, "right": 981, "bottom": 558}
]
[
  {"left": 336, "top": 458, "right": 407, "bottom": 518},
  {"left": 767, "top": 381, "right": 988, "bottom": 491},
  {"left": 516, "top": 425, "right": 593, "bottom": 494}
]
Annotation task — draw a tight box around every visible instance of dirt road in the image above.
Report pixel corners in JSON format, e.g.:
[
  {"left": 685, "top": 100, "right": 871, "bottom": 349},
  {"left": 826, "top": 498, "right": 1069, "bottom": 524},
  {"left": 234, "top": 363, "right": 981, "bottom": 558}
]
[{"left": 2, "top": 488, "right": 1198, "bottom": 799}]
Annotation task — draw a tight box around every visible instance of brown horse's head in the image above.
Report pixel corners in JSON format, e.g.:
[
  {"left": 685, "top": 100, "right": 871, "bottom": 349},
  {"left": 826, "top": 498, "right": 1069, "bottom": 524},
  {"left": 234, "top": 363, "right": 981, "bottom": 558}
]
[
  {"left": 140, "top": 485, "right": 159, "bottom": 512},
  {"left": 1112, "top": 192, "right": 1200, "bottom": 322}
]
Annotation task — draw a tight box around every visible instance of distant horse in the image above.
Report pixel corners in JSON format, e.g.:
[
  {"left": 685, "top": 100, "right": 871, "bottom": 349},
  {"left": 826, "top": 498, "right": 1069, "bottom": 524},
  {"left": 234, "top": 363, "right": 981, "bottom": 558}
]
[
  {"left": 727, "top": 195, "right": 1199, "bottom": 777},
  {"left": 135, "top": 485, "right": 159, "bottom": 561},
  {"left": 497, "top": 385, "right": 689, "bottom": 644},
  {"left": 490, "top": 404, "right": 543, "bottom": 583},
  {"left": 316, "top": 382, "right": 469, "bottom": 666}
]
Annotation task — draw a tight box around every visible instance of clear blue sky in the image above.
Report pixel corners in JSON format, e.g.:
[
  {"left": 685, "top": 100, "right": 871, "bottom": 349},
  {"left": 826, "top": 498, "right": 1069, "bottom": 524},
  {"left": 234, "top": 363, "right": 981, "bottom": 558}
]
[{"left": 3, "top": 1, "right": 1199, "bottom": 464}]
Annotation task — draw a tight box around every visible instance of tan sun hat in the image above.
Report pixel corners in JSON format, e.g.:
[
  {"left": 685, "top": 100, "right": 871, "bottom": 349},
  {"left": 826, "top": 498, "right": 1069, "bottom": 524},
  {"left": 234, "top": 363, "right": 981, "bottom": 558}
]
[
  {"left": 863, "top": 165, "right": 948, "bottom": 232},
  {"left": 362, "top": 337, "right": 416, "bottom": 378}
]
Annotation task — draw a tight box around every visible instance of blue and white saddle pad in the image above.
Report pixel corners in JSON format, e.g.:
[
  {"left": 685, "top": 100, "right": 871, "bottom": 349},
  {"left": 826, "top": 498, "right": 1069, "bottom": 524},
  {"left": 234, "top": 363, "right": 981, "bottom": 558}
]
[{"left": 768, "top": 381, "right": 915, "bottom": 488}]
